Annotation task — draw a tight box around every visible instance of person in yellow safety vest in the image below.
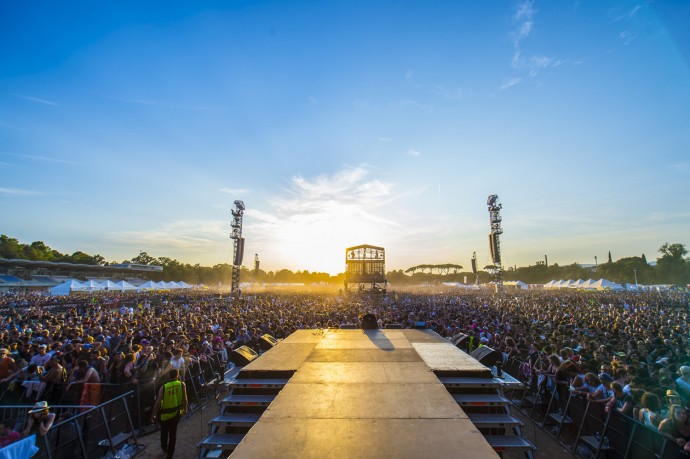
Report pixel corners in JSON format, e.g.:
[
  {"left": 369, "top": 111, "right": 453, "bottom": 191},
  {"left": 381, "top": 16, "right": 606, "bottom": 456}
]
[{"left": 151, "top": 369, "right": 188, "bottom": 459}]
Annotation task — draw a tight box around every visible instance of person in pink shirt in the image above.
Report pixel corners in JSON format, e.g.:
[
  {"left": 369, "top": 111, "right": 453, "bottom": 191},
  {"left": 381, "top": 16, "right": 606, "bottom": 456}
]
[{"left": 0, "top": 418, "right": 20, "bottom": 448}]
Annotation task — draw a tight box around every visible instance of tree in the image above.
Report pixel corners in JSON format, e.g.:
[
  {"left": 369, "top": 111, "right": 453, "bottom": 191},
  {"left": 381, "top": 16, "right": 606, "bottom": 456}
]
[
  {"left": 608, "top": 251, "right": 612, "bottom": 264},
  {"left": 658, "top": 243, "right": 688, "bottom": 260},
  {"left": 131, "top": 251, "right": 156, "bottom": 265},
  {"left": 656, "top": 243, "right": 689, "bottom": 285},
  {"left": 0, "top": 235, "right": 23, "bottom": 259}
]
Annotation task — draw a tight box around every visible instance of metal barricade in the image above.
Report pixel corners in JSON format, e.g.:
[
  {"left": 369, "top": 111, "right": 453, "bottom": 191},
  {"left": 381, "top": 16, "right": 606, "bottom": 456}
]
[{"left": 1, "top": 391, "right": 142, "bottom": 459}]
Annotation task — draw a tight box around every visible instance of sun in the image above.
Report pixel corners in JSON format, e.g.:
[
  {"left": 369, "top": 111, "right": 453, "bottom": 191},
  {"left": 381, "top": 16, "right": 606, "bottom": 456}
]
[{"left": 274, "top": 205, "right": 385, "bottom": 275}]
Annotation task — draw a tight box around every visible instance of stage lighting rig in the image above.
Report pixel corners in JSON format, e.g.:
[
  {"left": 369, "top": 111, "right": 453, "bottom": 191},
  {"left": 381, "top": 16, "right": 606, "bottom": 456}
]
[
  {"left": 230, "top": 200, "right": 245, "bottom": 297},
  {"left": 487, "top": 194, "right": 504, "bottom": 293}
]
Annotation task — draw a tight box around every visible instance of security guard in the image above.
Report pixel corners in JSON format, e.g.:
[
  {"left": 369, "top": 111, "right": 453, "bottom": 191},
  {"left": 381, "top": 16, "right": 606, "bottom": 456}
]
[{"left": 151, "top": 369, "right": 188, "bottom": 458}]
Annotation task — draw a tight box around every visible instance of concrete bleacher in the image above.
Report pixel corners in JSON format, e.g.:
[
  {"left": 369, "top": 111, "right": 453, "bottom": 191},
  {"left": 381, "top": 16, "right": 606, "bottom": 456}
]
[{"left": 0, "top": 275, "right": 23, "bottom": 283}]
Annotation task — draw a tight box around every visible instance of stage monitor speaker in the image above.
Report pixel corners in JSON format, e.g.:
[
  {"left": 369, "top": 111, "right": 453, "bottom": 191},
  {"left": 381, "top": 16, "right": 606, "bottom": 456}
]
[
  {"left": 230, "top": 345, "right": 259, "bottom": 367},
  {"left": 258, "top": 334, "right": 278, "bottom": 352},
  {"left": 450, "top": 332, "right": 470, "bottom": 351},
  {"left": 361, "top": 313, "right": 378, "bottom": 330},
  {"left": 470, "top": 345, "right": 503, "bottom": 369},
  {"left": 414, "top": 321, "right": 426, "bottom": 329},
  {"left": 385, "top": 323, "right": 403, "bottom": 329},
  {"left": 339, "top": 323, "right": 357, "bottom": 329}
]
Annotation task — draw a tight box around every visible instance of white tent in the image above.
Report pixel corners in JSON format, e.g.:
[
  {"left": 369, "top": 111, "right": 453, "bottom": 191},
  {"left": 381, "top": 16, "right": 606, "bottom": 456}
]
[
  {"left": 137, "top": 281, "right": 158, "bottom": 291},
  {"left": 580, "top": 279, "right": 597, "bottom": 289},
  {"left": 543, "top": 280, "right": 558, "bottom": 289},
  {"left": 162, "top": 281, "right": 178, "bottom": 289},
  {"left": 589, "top": 278, "right": 624, "bottom": 291},
  {"left": 504, "top": 281, "right": 528, "bottom": 290},
  {"left": 570, "top": 279, "right": 585, "bottom": 288},
  {"left": 49, "top": 280, "right": 87, "bottom": 296},
  {"left": 97, "top": 280, "right": 119, "bottom": 291},
  {"left": 113, "top": 280, "right": 137, "bottom": 291},
  {"left": 177, "top": 281, "right": 192, "bottom": 289},
  {"left": 81, "top": 280, "right": 104, "bottom": 292}
]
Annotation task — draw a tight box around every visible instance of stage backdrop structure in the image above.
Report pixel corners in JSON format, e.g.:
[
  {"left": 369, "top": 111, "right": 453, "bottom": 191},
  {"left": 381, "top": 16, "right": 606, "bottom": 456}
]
[{"left": 344, "top": 244, "right": 387, "bottom": 294}]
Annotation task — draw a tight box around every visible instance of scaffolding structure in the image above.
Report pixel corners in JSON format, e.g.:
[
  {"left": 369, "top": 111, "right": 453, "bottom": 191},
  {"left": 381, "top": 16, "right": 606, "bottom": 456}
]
[
  {"left": 487, "top": 195, "right": 504, "bottom": 293},
  {"left": 230, "top": 200, "right": 245, "bottom": 297},
  {"left": 344, "top": 244, "right": 387, "bottom": 293}
]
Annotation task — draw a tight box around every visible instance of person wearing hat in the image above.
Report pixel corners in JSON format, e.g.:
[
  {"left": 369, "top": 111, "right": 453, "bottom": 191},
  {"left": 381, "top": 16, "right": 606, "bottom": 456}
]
[
  {"left": 658, "top": 404, "right": 690, "bottom": 452},
  {"left": 151, "top": 369, "right": 188, "bottom": 459},
  {"left": 22, "top": 401, "right": 55, "bottom": 455},
  {"left": 676, "top": 366, "right": 690, "bottom": 405}
]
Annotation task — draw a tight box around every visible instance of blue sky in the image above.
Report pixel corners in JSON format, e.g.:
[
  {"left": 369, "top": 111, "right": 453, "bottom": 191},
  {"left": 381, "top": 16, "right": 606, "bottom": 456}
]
[{"left": 1, "top": 1, "right": 689, "bottom": 275}]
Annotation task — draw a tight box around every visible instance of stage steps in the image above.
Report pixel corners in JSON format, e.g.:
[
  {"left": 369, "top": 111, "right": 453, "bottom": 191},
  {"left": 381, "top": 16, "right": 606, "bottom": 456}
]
[
  {"left": 438, "top": 372, "right": 536, "bottom": 458},
  {"left": 197, "top": 370, "right": 294, "bottom": 459},
  {"left": 467, "top": 413, "right": 523, "bottom": 428}
]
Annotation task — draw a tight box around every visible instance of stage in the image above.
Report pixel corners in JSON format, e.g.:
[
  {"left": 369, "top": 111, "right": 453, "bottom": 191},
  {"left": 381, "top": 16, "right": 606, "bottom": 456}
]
[{"left": 226, "top": 329, "right": 500, "bottom": 458}]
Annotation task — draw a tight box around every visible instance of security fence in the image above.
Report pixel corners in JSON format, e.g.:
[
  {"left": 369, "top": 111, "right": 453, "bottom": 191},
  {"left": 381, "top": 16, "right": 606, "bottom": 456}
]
[
  {"left": 503, "top": 357, "right": 688, "bottom": 459},
  {"left": 0, "top": 352, "right": 229, "bottom": 432},
  {"left": 0, "top": 392, "right": 141, "bottom": 459}
]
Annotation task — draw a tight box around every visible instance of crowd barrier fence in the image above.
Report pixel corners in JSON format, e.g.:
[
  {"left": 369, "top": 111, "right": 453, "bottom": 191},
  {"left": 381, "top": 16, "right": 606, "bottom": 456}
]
[
  {"left": 505, "top": 357, "right": 688, "bottom": 459},
  {"left": 0, "top": 351, "right": 229, "bottom": 432},
  {"left": 0, "top": 392, "right": 139, "bottom": 459}
]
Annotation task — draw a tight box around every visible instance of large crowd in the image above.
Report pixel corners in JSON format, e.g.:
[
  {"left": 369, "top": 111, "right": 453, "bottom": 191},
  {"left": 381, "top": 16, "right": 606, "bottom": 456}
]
[{"left": 0, "top": 286, "right": 688, "bottom": 451}]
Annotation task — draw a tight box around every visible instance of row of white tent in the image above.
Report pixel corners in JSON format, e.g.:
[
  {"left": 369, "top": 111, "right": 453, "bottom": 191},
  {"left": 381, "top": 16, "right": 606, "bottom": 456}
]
[
  {"left": 543, "top": 278, "right": 624, "bottom": 291},
  {"left": 49, "top": 279, "right": 193, "bottom": 296}
]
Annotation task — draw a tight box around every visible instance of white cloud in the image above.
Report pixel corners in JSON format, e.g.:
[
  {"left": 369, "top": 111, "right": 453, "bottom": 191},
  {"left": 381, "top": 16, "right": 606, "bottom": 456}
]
[
  {"left": 432, "top": 85, "right": 463, "bottom": 99},
  {"left": 13, "top": 154, "right": 79, "bottom": 165},
  {"left": 106, "top": 219, "right": 229, "bottom": 252},
  {"left": 612, "top": 5, "right": 643, "bottom": 22},
  {"left": 0, "top": 187, "right": 42, "bottom": 196},
  {"left": 0, "top": 121, "right": 29, "bottom": 132},
  {"left": 219, "top": 188, "right": 249, "bottom": 195},
  {"left": 106, "top": 96, "right": 226, "bottom": 111},
  {"left": 619, "top": 31, "right": 636, "bottom": 45},
  {"left": 672, "top": 162, "right": 689, "bottom": 173},
  {"left": 405, "top": 70, "right": 414, "bottom": 79},
  {"left": 500, "top": 77, "right": 523, "bottom": 90},
  {"left": 509, "top": 1, "right": 567, "bottom": 77},
  {"left": 14, "top": 94, "right": 58, "bottom": 106},
  {"left": 407, "top": 149, "right": 421, "bottom": 157},
  {"left": 396, "top": 99, "right": 433, "bottom": 115},
  {"left": 355, "top": 98, "right": 379, "bottom": 110},
  {"left": 512, "top": 1, "right": 535, "bottom": 48},
  {"left": 378, "top": 137, "right": 392, "bottom": 143},
  {"left": 244, "top": 166, "right": 404, "bottom": 273}
]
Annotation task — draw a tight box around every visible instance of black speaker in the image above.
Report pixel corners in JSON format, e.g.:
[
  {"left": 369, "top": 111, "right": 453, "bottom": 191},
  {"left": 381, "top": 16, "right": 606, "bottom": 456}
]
[
  {"left": 450, "top": 333, "right": 470, "bottom": 351},
  {"left": 230, "top": 345, "right": 258, "bottom": 366},
  {"left": 258, "top": 334, "right": 278, "bottom": 352},
  {"left": 414, "top": 321, "right": 426, "bottom": 329},
  {"left": 385, "top": 323, "right": 403, "bottom": 329},
  {"left": 470, "top": 346, "right": 503, "bottom": 370},
  {"left": 361, "top": 313, "right": 378, "bottom": 330},
  {"left": 339, "top": 323, "right": 357, "bottom": 329}
]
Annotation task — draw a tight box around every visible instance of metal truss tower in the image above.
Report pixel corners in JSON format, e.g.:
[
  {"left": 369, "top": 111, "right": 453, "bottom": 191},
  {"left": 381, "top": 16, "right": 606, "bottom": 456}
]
[
  {"left": 230, "top": 200, "right": 245, "bottom": 297},
  {"left": 487, "top": 195, "right": 504, "bottom": 293}
]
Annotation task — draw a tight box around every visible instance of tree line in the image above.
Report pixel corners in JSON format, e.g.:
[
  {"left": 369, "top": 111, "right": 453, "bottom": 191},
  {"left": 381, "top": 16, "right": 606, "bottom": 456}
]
[{"left": 1, "top": 235, "right": 687, "bottom": 286}]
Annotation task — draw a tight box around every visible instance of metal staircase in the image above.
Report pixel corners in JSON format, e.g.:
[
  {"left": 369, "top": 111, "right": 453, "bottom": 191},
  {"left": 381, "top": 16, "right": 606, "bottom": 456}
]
[
  {"left": 197, "top": 370, "right": 293, "bottom": 459},
  {"left": 438, "top": 373, "right": 536, "bottom": 458}
]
